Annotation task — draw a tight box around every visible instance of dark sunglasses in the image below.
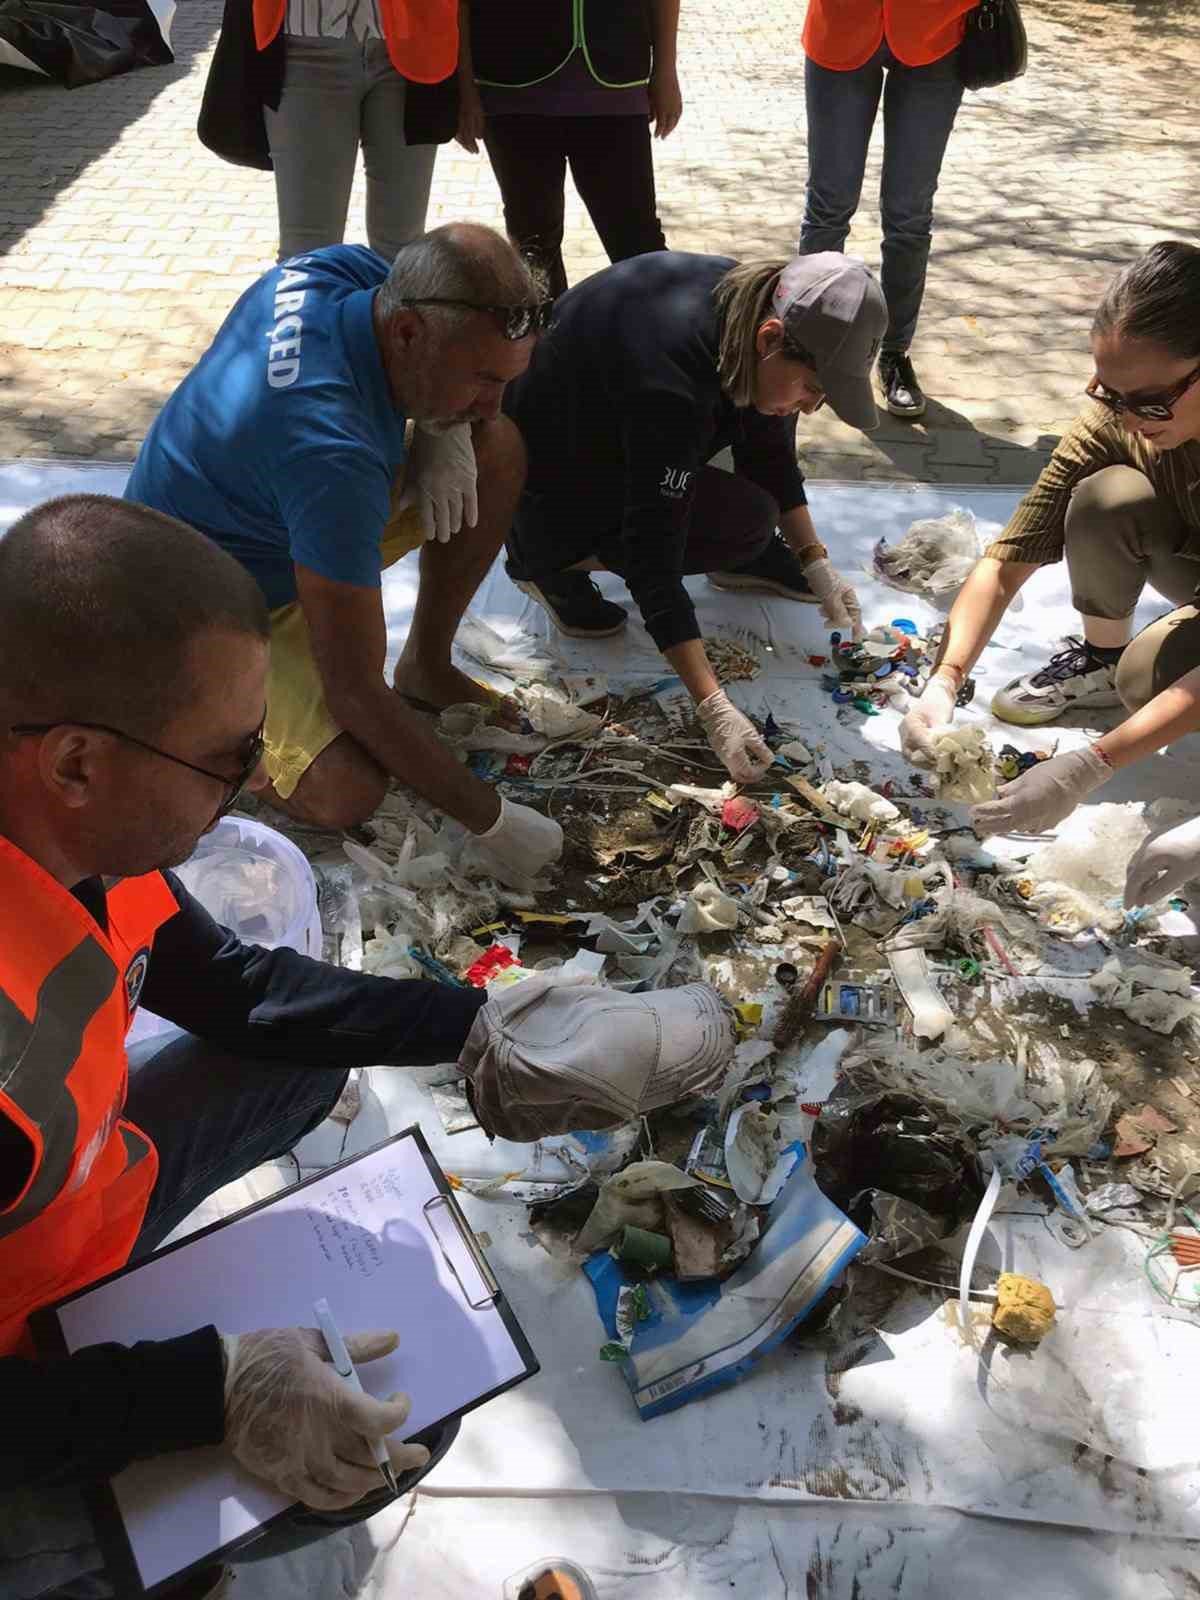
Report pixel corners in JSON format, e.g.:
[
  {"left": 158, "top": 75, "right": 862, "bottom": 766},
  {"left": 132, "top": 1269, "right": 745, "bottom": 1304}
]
[
  {"left": 10, "top": 718, "right": 266, "bottom": 827},
  {"left": 398, "top": 297, "right": 553, "bottom": 340},
  {"left": 1086, "top": 360, "right": 1200, "bottom": 422}
]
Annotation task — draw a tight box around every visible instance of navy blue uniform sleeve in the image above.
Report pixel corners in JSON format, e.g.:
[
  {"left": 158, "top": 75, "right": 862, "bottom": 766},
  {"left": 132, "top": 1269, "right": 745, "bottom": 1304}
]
[
  {"left": 139, "top": 875, "right": 486, "bottom": 1067},
  {"left": 1, "top": 1327, "right": 224, "bottom": 1490},
  {"left": 730, "top": 411, "right": 807, "bottom": 514},
  {"left": 618, "top": 392, "right": 710, "bottom": 652}
]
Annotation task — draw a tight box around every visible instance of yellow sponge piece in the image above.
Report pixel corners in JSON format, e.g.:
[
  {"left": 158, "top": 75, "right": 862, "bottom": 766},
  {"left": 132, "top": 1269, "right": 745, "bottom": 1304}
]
[{"left": 992, "top": 1272, "right": 1057, "bottom": 1344}]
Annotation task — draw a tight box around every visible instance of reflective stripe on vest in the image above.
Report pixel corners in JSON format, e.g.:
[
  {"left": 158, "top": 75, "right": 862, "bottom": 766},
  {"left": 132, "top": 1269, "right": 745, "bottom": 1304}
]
[
  {"left": 802, "top": 0, "right": 973, "bottom": 72},
  {"left": 253, "top": 0, "right": 458, "bottom": 84},
  {"left": 0, "top": 839, "right": 177, "bottom": 1353},
  {"left": 470, "top": 0, "right": 652, "bottom": 91}
]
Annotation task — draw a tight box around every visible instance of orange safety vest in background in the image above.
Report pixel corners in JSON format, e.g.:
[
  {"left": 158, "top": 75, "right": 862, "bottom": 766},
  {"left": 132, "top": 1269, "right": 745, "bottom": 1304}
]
[
  {"left": 803, "top": 0, "right": 974, "bottom": 71},
  {"left": 253, "top": 0, "right": 459, "bottom": 83},
  {"left": 0, "top": 839, "right": 178, "bottom": 1354}
]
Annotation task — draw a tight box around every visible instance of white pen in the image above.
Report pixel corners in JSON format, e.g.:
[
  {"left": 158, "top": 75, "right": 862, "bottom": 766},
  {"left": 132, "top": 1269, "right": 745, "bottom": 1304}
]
[{"left": 313, "top": 1297, "right": 400, "bottom": 1497}]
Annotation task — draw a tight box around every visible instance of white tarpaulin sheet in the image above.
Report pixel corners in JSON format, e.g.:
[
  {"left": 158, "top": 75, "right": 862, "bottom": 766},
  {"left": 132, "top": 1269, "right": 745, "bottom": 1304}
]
[{"left": 3, "top": 460, "right": 1199, "bottom": 1597}]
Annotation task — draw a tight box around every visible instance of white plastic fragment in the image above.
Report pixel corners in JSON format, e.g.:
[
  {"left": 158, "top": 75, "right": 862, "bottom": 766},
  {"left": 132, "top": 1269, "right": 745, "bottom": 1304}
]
[
  {"left": 887, "top": 947, "right": 954, "bottom": 1040},
  {"left": 724, "top": 1103, "right": 798, "bottom": 1205},
  {"left": 666, "top": 781, "right": 736, "bottom": 813},
  {"left": 517, "top": 682, "right": 604, "bottom": 739},
  {"left": 959, "top": 1165, "right": 1004, "bottom": 1343},
  {"left": 677, "top": 881, "right": 740, "bottom": 933},
  {"left": 929, "top": 725, "right": 996, "bottom": 804},
  {"left": 1090, "top": 953, "right": 1199, "bottom": 1033},
  {"left": 778, "top": 739, "right": 813, "bottom": 764},
  {"left": 456, "top": 609, "right": 560, "bottom": 680},
  {"left": 822, "top": 779, "right": 900, "bottom": 824},
  {"left": 871, "top": 507, "right": 981, "bottom": 600}
]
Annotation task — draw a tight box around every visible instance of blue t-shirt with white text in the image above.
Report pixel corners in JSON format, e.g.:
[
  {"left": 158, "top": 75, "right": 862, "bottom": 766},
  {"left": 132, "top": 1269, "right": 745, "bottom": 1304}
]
[{"left": 125, "top": 246, "right": 406, "bottom": 609}]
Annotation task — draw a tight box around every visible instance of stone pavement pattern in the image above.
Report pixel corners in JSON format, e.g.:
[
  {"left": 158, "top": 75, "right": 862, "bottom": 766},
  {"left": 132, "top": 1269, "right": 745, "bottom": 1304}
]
[{"left": 1, "top": 0, "right": 1198, "bottom": 484}]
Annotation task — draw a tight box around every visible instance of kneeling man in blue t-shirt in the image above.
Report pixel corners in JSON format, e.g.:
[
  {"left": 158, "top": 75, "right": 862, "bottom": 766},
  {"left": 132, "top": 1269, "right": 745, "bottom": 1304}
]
[{"left": 126, "top": 223, "right": 560, "bottom": 885}]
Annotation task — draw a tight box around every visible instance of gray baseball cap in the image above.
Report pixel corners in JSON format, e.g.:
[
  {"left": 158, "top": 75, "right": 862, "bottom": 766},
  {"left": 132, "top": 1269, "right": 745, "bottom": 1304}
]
[{"left": 772, "top": 253, "right": 887, "bottom": 431}]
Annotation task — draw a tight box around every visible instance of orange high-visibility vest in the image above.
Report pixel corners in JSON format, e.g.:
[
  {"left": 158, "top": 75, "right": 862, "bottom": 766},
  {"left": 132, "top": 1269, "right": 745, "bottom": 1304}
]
[
  {"left": 0, "top": 838, "right": 179, "bottom": 1354},
  {"left": 803, "top": 0, "right": 974, "bottom": 71},
  {"left": 253, "top": 0, "right": 459, "bottom": 84}
]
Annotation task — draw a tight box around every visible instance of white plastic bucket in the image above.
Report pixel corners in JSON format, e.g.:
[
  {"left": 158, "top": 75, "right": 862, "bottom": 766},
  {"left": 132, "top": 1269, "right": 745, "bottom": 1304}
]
[{"left": 127, "top": 814, "right": 323, "bottom": 1046}]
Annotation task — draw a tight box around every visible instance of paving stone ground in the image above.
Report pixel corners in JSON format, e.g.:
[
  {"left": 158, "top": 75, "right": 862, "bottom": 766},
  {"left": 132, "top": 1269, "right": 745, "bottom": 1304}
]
[{"left": 1, "top": 0, "right": 1198, "bottom": 483}]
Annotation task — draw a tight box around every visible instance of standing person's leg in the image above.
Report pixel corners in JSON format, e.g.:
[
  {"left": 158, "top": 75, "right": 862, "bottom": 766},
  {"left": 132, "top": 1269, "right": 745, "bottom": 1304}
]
[
  {"left": 265, "top": 36, "right": 364, "bottom": 261},
  {"left": 566, "top": 115, "right": 667, "bottom": 268},
  {"left": 482, "top": 117, "right": 570, "bottom": 298},
  {"left": 875, "top": 46, "right": 963, "bottom": 416},
  {"left": 799, "top": 46, "right": 885, "bottom": 255},
  {"left": 992, "top": 466, "right": 1200, "bottom": 725},
  {"left": 359, "top": 39, "right": 438, "bottom": 262}
]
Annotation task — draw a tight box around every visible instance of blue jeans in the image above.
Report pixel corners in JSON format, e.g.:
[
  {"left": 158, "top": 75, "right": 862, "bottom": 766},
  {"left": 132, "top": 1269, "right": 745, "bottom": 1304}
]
[
  {"left": 1, "top": 1034, "right": 456, "bottom": 1599},
  {"left": 800, "top": 42, "right": 964, "bottom": 353}
]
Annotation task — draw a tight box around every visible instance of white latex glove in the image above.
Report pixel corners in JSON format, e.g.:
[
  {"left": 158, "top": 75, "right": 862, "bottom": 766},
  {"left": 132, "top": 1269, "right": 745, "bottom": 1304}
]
[
  {"left": 803, "top": 556, "right": 863, "bottom": 639},
  {"left": 696, "top": 689, "right": 773, "bottom": 783},
  {"left": 971, "top": 746, "right": 1110, "bottom": 836},
  {"left": 1125, "top": 815, "right": 1200, "bottom": 906},
  {"left": 468, "top": 797, "right": 563, "bottom": 887},
  {"left": 222, "top": 1327, "right": 430, "bottom": 1511},
  {"left": 898, "top": 670, "right": 959, "bottom": 770},
  {"left": 399, "top": 422, "right": 478, "bottom": 543}
]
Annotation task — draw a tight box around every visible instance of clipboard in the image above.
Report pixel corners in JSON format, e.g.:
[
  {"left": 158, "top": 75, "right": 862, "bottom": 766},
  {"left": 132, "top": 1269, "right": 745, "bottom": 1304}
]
[{"left": 31, "top": 1125, "right": 538, "bottom": 1597}]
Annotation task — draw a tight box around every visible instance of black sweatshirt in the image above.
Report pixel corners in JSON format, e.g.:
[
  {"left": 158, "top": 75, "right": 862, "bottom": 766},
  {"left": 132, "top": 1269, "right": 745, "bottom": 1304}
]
[
  {"left": 0, "top": 873, "right": 485, "bottom": 1493},
  {"left": 504, "top": 251, "right": 808, "bottom": 652}
]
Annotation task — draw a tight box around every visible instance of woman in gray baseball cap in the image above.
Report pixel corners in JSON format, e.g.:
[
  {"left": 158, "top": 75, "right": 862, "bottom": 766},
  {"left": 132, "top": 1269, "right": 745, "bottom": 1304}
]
[{"left": 503, "top": 248, "right": 887, "bottom": 784}]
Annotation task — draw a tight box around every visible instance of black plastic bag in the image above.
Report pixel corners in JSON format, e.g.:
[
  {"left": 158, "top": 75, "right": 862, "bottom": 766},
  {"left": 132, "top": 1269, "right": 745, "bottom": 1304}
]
[
  {"left": 810, "top": 1090, "right": 984, "bottom": 1248},
  {"left": 0, "top": 1, "right": 172, "bottom": 88}
]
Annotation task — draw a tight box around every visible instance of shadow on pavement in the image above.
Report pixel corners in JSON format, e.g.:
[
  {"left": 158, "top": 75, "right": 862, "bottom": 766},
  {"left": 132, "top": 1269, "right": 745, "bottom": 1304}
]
[{"left": 0, "top": 2, "right": 220, "bottom": 260}]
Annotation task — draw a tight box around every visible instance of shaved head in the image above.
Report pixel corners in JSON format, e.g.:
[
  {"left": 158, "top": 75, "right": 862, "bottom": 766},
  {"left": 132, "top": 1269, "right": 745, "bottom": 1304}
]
[{"left": 0, "top": 494, "right": 269, "bottom": 739}]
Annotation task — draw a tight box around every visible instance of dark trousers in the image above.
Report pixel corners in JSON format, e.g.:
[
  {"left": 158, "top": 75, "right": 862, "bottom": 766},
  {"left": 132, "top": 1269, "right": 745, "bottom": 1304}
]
[
  {"left": 8, "top": 1034, "right": 455, "bottom": 1598},
  {"left": 508, "top": 463, "right": 776, "bottom": 581},
  {"left": 800, "top": 42, "right": 963, "bottom": 352},
  {"left": 483, "top": 113, "right": 667, "bottom": 299}
]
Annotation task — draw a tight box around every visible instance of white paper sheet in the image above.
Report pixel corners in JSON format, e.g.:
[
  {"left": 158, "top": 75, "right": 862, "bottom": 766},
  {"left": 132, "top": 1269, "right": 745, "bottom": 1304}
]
[{"left": 50, "top": 1132, "right": 531, "bottom": 1593}]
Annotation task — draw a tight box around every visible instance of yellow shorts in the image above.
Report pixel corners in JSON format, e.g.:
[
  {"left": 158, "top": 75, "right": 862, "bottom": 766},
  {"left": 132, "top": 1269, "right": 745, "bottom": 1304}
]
[{"left": 264, "top": 503, "right": 425, "bottom": 799}]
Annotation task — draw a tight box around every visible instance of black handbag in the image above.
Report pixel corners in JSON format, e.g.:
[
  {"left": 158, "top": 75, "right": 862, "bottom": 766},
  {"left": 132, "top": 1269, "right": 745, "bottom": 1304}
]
[
  {"left": 197, "top": 0, "right": 460, "bottom": 172},
  {"left": 958, "top": 0, "right": 1028, "bottom": 91}
]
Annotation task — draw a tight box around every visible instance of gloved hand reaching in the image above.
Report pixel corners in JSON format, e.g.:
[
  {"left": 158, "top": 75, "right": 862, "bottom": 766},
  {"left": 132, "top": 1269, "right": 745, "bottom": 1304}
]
[
  {"left": 1125, "top": 814, "right": 1200, "bottom": 906},
  {"left": 222, "top": 1326, "right": 429, "bottom": 1511},
  {"left": 399, "top": 422, "right": 478, "bottom": 543},
  {"left": 467, "top": 797, "right": 564, "bottom": 887},
  {"left": 971, "top": 746, "right": 1111, "bottom": 836},
  {"left": 696, "top": 689, "right": 773, "bottom": 783},
  {"left": 802, "top": 557, "right": 863, "bottom": 639},
  {"left": 898, "top": 669, "right": 959, "bottom": 770}
]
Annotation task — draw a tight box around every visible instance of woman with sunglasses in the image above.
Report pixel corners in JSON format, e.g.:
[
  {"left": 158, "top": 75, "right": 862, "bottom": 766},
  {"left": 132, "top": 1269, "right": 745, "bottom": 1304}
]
[
  {"left": 503, "top": 249, "right": 885, "bottom": 783},
  {"left": 900, "top": 241, "right": 1200, "bottom": 839}
]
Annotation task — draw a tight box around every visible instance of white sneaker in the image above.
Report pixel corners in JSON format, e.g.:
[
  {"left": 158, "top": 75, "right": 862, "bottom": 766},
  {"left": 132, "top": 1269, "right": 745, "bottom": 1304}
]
[{"left": 991, "top": 636, "right": 1122, "bottom": 727}]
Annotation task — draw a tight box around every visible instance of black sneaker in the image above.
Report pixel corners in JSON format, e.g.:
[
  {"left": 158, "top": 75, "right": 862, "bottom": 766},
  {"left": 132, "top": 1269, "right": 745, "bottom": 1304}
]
[
  {"left": 878, "top": 350, "right": 926, "bottom": 418},
  {"left": 515, "top": 572, "right": 627, "bottom": 638},
  {"left": 708, "top": 530, "right": 819, "bottom": 602}
]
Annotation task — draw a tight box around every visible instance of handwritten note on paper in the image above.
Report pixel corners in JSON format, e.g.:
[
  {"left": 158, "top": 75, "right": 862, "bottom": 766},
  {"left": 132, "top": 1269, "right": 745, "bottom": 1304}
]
[{"left": 50, "top": 1131, "right": 532, "bottom": 1594}]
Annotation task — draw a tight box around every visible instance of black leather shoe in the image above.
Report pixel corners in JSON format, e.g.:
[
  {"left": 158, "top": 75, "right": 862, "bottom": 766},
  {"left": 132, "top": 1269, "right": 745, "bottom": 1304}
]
[{"left": 878, "top": 350, "right": 926, "bottom": 418}]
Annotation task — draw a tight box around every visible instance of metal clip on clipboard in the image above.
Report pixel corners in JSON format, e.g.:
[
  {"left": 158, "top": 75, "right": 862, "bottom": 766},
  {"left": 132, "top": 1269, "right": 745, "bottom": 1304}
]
[{"left": 423, "top": 1193, "right": 500, "bottom": 1311}]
